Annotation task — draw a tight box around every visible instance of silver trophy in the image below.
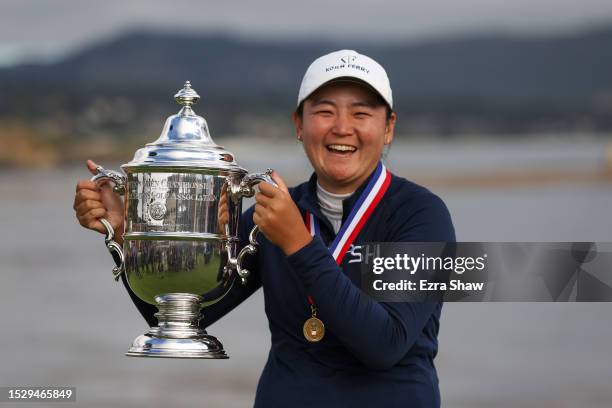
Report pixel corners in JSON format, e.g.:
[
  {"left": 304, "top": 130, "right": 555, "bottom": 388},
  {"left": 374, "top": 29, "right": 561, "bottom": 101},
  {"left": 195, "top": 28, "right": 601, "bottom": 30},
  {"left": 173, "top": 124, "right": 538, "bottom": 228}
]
[{"left": 91, "top": 81, "right": 273, "bottom": 359}]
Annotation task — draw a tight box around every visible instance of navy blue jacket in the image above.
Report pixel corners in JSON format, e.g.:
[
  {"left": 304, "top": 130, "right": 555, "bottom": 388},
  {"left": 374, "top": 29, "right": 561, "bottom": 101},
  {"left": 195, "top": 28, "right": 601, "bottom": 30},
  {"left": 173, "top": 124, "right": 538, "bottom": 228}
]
[{"left": 124, "top": 167, "right": 455, "bottom": 407}]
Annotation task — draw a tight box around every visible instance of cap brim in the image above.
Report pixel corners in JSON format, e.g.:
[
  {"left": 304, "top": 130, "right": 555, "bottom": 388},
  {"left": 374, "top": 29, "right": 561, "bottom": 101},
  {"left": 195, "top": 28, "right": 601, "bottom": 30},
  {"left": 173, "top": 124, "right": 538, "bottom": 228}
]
[{"left": 299, "top": 76, "right": 391, "bottom": 109}]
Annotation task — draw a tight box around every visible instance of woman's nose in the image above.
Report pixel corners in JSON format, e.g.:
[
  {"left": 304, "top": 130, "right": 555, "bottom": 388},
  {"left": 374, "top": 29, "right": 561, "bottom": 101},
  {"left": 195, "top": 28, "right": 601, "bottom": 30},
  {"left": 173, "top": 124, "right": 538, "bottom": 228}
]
[{"left": 332, "top": 112, "right": 353, "bottom": 136}]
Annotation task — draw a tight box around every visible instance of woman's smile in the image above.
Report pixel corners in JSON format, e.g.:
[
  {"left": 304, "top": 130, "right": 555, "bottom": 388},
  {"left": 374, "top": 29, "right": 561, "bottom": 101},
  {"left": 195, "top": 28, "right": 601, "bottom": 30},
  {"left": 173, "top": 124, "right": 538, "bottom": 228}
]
[{"left": 326, "top": 144, "right": 357, "bottom": 154}]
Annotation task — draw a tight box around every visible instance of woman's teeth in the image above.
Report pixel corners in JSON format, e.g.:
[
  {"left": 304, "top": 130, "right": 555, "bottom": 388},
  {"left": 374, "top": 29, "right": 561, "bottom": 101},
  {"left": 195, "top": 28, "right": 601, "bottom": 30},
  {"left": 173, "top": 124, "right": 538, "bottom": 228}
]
[{"left": 327, "top": 144, "right": 357, "bottom": 153}]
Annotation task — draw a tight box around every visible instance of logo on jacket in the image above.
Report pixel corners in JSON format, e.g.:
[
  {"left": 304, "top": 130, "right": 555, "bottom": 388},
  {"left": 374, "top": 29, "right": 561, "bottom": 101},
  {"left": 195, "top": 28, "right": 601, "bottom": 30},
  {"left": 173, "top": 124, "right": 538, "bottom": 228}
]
[{"left": 347, "top": 244, "right": 380, "bottom": 264}]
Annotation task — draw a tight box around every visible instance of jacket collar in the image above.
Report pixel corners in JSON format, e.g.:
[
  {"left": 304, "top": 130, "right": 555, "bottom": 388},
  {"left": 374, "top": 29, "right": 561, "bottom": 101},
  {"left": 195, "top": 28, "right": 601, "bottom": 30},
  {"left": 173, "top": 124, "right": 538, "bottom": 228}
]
[{"left": 295, "top": 163, "right": 383, "bottom": 235}]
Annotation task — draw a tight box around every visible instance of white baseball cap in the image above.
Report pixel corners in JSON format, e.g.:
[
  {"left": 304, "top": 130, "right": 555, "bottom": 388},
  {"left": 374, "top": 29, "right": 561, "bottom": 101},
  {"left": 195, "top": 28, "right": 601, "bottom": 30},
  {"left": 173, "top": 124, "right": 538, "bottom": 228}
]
[{"left": 297, "top": 49, "right": 393, "bottom": 109}]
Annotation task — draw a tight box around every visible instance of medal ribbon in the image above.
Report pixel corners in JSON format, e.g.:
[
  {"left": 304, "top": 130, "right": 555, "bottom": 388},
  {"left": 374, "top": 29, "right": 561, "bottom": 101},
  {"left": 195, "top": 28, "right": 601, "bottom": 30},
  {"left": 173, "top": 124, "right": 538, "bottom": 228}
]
[
  {"left": 301, "top": 162, "right": 391, "bottom": 342},
  {"left": 305, "top": 161, "right": 391, "bottom": 265}
]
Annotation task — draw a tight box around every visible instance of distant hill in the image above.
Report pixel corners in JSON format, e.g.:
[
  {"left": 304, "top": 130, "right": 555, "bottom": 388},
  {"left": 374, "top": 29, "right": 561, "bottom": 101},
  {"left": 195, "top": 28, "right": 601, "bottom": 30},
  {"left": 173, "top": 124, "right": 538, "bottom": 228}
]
[{"left": 1, "top": 27, "right": 611, "bottom": 142}]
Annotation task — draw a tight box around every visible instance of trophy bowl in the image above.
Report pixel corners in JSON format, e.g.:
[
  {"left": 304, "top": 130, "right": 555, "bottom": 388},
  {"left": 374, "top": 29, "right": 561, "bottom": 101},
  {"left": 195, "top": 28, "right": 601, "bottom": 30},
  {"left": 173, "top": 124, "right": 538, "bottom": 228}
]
[{"left": 91, "top": 81, "right": 273, "bottom": 359}]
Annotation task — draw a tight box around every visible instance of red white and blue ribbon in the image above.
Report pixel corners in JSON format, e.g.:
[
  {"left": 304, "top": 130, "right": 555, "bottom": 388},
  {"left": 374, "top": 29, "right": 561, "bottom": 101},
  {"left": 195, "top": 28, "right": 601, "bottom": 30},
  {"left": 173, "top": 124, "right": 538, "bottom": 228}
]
[{"left": 305, "top": 161, "right": 391, "bottom": 265}]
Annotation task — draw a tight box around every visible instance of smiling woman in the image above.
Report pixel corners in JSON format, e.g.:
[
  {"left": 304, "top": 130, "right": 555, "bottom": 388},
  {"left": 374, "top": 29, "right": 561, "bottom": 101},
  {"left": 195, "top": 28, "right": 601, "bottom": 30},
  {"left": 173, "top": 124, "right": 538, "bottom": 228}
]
[
  {"left": 73, "top": 49, "right": 455, "bottom": 408},
  {"left": 294, "top": 80, "right": 396, "bottom": 194}
]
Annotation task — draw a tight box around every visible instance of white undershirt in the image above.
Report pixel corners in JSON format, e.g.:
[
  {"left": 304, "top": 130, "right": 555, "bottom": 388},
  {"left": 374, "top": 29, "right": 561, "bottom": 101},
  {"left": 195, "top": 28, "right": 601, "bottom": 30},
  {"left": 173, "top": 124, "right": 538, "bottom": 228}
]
[{"left": 316, "top": 182, "right": 353, "bottom": 234}]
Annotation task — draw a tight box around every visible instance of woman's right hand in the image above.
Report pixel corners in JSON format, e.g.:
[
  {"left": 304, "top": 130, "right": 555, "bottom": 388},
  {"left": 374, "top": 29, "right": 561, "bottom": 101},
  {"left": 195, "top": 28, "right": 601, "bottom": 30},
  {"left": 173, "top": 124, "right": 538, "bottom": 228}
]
[{"left": 73, "top": 160, "right": 125, "bottom": 241}]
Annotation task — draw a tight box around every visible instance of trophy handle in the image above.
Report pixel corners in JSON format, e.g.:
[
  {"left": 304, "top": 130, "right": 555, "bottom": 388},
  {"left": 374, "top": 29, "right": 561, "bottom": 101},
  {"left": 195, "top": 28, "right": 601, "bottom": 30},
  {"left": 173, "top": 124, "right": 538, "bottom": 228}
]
[
  {"left": 228, "top": 169, "right": 277, "bottom": 285},
  {"left": 234, "top": 225, "right": 259, "bottom": 285},
  {"left": 91, "top": 166, "right": 127, "bottom": 196},
  {"left": 90, "top": 165, "right": 127, "bottom": 281},
  {"left": 100, "top": 218, "right": 125, "bottom": 281},
  {"left": 230, "top": 168, "right": 276, "bottom": 202}
]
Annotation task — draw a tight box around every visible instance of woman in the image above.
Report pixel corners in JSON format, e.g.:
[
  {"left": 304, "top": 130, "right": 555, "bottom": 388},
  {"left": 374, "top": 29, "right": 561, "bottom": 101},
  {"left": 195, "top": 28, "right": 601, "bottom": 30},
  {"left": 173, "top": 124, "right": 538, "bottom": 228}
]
[{"left": 74, "top": 50, "right": 455, "bottom": 407}]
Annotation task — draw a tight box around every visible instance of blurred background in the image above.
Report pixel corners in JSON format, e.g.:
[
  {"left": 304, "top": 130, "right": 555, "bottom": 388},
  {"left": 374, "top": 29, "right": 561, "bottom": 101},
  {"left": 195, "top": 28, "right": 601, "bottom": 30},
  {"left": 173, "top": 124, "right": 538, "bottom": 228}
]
[{"left": 1, "top": 0, "right": 612, "bottom": 407}]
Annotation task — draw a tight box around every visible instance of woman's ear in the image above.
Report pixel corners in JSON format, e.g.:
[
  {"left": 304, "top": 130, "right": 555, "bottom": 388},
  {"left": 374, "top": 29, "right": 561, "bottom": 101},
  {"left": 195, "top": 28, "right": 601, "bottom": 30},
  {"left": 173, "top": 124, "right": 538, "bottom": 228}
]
[
  {"left": 292, "top": 111, "right": 304, "bottom": 141},
  {"left": 384, "top": 111, "right": 397, "bottom": 145}
]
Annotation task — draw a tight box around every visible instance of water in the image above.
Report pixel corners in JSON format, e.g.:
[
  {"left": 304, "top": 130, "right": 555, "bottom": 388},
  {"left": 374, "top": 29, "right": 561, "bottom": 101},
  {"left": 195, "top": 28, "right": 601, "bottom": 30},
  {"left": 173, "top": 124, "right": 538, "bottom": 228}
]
[{"left": 1, "top": 140, "right": 612, "bottom": 407}]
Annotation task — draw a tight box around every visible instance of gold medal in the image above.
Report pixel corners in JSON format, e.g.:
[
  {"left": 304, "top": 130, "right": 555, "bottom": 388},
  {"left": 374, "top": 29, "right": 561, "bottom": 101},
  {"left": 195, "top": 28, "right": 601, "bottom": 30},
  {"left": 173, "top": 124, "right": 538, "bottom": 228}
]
[{"left": 303, "top": 316, "right": 325, "bottom": 342}]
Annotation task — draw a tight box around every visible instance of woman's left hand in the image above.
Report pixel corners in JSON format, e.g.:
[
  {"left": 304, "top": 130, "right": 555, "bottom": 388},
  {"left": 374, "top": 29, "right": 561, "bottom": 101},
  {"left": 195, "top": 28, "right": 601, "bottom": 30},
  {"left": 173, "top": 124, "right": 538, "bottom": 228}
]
[{"left": 253, "top": 172, "right": 312, "bottom": 255}]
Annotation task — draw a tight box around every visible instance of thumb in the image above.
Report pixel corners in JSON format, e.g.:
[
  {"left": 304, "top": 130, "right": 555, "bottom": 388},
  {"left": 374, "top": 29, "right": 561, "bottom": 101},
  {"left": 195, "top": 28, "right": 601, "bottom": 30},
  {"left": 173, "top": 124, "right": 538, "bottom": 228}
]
[
  {"left": 86, "top": 159, "right": 99, "bottom": 176},
  {"left": 271, "top": 171, "right": 289, "bottom": 193}
]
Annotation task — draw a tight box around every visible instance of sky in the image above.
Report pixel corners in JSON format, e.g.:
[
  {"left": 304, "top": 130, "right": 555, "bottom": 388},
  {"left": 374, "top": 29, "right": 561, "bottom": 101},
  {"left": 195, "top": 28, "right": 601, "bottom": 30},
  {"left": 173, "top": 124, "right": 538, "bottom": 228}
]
[{"left": 1, "top": 0, "right": 612, "bottom": 66}]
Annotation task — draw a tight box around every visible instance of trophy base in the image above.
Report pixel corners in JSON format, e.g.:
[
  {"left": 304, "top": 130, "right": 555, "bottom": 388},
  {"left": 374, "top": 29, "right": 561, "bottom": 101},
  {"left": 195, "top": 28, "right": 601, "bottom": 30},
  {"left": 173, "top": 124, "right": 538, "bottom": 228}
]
[
  {"left": 126, "top": 331, "right": 228, "bottom": 359},
  {"left": 125, "top": 293, "right": 229, "bottom": 359}
]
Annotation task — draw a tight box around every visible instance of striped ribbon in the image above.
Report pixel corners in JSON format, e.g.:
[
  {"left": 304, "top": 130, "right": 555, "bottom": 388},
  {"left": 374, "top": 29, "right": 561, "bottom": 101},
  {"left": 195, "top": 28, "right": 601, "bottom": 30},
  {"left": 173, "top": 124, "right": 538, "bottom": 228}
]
[{"left": 305, "top": 161, "right": 391, "bottom": 265}]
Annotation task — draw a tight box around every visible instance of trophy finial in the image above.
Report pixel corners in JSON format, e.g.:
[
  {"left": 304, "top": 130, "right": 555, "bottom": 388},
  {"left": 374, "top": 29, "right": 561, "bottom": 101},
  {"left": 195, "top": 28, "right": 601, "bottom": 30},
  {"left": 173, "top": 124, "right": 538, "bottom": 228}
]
[{"left": 174, "top": 80, "right": 200, "bottom": 107}]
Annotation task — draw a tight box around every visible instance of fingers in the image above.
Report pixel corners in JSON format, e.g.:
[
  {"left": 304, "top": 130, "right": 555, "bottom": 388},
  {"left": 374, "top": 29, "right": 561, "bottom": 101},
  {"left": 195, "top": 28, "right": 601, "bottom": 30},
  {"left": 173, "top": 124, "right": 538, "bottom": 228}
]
[
  {"left": 253, "top": 203, "right": 265, "bottom": 226},
  {"left": 86, "top": 159, "right": 115, "bottom": 190},
  {"left": 252, "top": 208, "right": 261, "bottom": 226},
  {"left": 76, "top": 180, "right": 99, "bottom": 193},
  {"left": 73, "top": 188, "right": 101, "bottom": 207},
  {"left": 82, "top": 207, "right": 106, "bottom": 221},
  {"left": 86, "top": 159, "right": 99, "bottom": 175},
  {"left": 271, "top": 171, "right": 289, "bottom": 193},
  {"left": 253, "top": 200, "right": 282, "bottom": 226},
  {"left": 76, "top": 207, "right": 107, "bottom": 234},
  {"left": 73, "top": 187, "right": 102, "bottom": 210},
  {"left": 75, "top": 187, "right": 101, "bottom": 201},
  {"left": 254, "top": 191, "right": 273, "bottom": 207},
  {"left": 258, "top": 172, "right": 288, "bottom": 197},
  {"left": 75, "top": 199, "right": 105, "bottom": 216},
  {"left": 75, "top": 161, "right": 116, "bottom": 235},
  {"left": 258, "top": 181, "right": 280, "bottom": 198},
  {"left": 253, "top": 202, "right": 273, "bottom": 221}
]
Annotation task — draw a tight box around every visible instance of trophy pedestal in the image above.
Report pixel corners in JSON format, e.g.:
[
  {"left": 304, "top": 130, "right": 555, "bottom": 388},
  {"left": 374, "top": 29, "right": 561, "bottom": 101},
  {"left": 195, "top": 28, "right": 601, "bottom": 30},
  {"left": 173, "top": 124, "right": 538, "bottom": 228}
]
[{"left": 126, "top": 293, "right": 228, "bottom": 359}]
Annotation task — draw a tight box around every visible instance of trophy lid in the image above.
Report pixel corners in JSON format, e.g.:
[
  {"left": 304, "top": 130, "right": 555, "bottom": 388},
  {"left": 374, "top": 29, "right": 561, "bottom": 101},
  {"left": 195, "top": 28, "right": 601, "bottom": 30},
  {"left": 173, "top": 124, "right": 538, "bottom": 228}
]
[{"left": 123, "top": 81, "right": 245, "bottom": 172}]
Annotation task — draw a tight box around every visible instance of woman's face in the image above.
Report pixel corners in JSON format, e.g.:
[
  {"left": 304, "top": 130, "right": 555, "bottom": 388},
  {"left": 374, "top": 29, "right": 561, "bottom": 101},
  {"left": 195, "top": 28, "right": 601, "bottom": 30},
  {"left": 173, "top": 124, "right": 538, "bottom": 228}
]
[{"left": 293, "top": 82, "right": 396, "bottom": 194}]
